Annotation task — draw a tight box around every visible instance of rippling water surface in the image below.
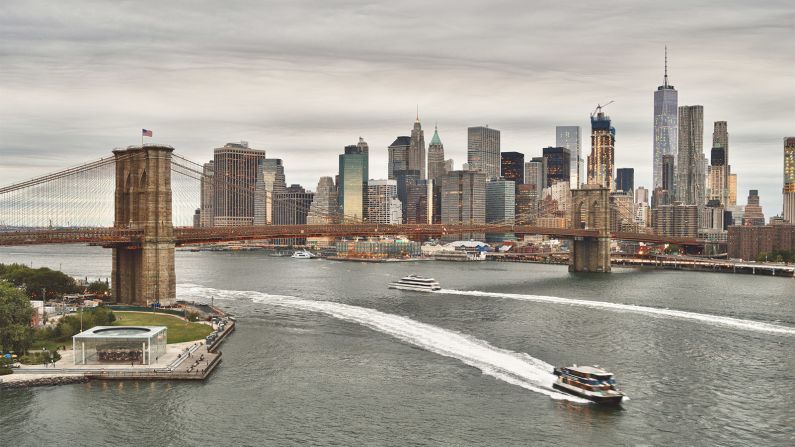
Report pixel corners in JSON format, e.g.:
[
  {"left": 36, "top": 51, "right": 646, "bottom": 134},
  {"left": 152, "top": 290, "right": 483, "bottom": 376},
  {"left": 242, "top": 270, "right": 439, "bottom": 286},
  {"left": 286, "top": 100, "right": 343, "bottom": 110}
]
[{"left": 1, "top": 246, "right": 794, "bottom": 446}]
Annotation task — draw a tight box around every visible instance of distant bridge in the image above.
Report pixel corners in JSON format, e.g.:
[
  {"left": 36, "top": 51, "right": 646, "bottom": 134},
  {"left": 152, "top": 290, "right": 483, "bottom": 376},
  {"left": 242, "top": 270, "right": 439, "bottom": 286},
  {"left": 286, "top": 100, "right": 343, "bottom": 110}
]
[{"left": 0, "top": 145, "right": 702, "bottom": 306}]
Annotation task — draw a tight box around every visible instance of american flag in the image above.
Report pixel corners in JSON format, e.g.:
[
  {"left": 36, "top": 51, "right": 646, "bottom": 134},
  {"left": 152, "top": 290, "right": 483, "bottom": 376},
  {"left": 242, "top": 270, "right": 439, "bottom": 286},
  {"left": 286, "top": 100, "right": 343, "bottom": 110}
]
[{"left": 142, "top": 129, "right": 153, "bottom": 137}]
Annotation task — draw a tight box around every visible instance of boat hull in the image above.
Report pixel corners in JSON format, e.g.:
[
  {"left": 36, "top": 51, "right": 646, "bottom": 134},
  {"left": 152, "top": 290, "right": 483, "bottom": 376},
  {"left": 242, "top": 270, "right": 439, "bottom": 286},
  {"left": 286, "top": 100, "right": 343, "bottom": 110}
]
[
  {"left": 388, "top": 284, "right": 440, "bottom": 292},
  {"left": 553, "top": 382, "right": 624, "bottom": 405}
]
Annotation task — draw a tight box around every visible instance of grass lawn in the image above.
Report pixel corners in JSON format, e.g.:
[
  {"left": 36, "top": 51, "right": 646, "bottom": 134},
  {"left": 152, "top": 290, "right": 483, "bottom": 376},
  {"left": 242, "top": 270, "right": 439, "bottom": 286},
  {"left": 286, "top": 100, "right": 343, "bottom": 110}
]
[{"left": 113, "top": 312, "right": 213, "bottom": 343}]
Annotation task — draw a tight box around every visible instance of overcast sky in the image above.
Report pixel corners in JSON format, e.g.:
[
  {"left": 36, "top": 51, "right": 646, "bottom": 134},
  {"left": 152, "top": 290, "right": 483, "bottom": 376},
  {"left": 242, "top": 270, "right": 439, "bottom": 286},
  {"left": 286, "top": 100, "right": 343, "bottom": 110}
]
[{"left": 1, "top": 0, "right": 794, "bottom": 215}]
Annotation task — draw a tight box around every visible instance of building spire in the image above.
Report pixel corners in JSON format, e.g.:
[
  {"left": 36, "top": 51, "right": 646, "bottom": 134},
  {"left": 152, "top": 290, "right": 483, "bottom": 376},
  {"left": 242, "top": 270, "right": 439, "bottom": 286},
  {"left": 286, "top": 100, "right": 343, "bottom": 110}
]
[
  {"left": 416, "top": 104, "right": 419, "bottom": 122},
  {"left": 664, "top": 45, "right": 669, "bottom": 87}
]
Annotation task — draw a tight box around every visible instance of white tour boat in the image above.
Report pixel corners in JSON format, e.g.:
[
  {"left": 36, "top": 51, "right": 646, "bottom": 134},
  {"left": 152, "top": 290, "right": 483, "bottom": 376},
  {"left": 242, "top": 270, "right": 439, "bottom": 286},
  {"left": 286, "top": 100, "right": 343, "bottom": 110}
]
[
  {"left": 291, "top": 250, "right": 317, "bottom": 259},
  {"left": 388, "top": 274, "right": 441, "bottom": 292}
]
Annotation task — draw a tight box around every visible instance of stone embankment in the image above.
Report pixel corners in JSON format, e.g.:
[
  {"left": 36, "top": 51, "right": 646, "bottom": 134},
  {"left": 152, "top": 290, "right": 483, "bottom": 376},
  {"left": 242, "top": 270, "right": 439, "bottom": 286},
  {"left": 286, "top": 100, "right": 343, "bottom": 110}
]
[{"left": 1, "top": 374, "right": 89, "bottom": 389}]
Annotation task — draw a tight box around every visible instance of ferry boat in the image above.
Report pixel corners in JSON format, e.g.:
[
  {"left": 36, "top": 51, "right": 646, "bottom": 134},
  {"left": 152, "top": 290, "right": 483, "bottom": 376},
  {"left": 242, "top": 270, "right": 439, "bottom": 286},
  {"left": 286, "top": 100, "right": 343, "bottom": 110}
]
[
  {"left": 552, "top": 365, "right": 625, "bottom": 405},
  {"left": 291, "top": 250, "right": 317, "bottom": 259},
  {"left": 388, "top": 274, "right": 441, "bottom": 292}
]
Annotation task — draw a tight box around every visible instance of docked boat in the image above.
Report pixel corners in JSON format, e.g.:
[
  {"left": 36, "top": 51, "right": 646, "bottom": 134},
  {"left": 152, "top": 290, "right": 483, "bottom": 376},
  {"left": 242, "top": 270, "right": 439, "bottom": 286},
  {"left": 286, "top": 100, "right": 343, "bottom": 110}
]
[
  {"left": 291, "top": 250, "right": 317, "bottom": 259},
  {"left": 388, "top": 274, "right": 441, "bottom": 292},
  {"left": 552, "top": 365, "right": 625, "bottom": 405}
]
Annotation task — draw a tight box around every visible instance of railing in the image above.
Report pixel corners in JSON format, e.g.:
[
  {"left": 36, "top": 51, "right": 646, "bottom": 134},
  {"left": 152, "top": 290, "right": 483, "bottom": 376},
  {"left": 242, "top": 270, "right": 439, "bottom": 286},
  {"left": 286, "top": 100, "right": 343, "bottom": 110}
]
[{"left": 0, "top": 224, "right": 703, "bottom": 247}]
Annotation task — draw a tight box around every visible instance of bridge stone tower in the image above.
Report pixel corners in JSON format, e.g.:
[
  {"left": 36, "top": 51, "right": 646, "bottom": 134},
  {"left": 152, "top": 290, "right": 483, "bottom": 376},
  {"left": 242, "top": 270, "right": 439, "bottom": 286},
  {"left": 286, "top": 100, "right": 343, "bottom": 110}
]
[
  {"left": 569, "top": 185, "right": 611, "bottom": 272},
  {"left": 112, "top": 145, "right": 176, "bottom": 306}
]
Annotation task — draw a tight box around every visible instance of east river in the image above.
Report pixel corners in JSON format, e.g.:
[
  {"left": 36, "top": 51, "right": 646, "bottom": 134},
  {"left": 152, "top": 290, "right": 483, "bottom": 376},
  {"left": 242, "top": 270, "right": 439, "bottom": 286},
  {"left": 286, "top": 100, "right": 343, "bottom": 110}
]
[{"left": 1, "top": 246, "right": 794, "bottom": 446}]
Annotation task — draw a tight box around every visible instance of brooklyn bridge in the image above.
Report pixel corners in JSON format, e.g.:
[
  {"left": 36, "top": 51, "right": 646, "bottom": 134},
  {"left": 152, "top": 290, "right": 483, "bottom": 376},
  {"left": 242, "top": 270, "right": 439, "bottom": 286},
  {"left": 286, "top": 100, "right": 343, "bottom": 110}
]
[{"left": 0, "top": 145, "right": 701, "bottom": 306}]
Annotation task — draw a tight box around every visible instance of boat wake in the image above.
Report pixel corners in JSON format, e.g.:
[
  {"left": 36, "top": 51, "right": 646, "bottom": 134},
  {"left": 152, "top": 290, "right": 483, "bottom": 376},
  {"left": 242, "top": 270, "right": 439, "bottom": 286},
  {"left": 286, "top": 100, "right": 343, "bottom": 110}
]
[
  {"left": 435, "top": 289, "right": 795, "bottom": 336},
  {"left": 177, "top": 284, "right": 589, "bottom": 403}
]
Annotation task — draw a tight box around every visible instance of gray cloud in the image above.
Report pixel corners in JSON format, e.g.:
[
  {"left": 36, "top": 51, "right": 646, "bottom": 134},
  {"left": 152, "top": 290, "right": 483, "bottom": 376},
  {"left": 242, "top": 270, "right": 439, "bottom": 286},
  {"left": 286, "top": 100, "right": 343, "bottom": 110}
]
[{"left": 1, "top": 0, "right": 794, "bottom": 215}]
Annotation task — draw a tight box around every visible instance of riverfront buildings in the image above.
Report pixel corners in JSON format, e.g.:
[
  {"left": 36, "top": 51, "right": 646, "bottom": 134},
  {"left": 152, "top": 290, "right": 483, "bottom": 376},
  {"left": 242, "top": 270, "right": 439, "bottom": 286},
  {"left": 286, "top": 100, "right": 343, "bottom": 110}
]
[
  {"left": 212, "top": 142, "right": 267, "bottom": 226},
  {"left": 556, "top": 126, "right": 582, "bottom": 189},
  {"left": 728, "top": 224, "right": 795, "bottom": 261},
  {"left": 501, "top": 152, "right": 524, "bottom": 184},
  {"left": 468, "top": 126, "right": 501, "bottom": 178},
  {"left": 653, "top": 50, "right": 678, "bottom": 191},
  {"left": 676, "top": 105, "right": 706, "bottom": 207},
  {"left": 338, "top": 143, "right": 368, "bottom": 221},
  {"left": 587, "top": 108, "right": 615, "bottom": 191},
  {"left": 784, "top": 137, "right": 795, "bottom": 223},
  {"left": 427, "top": 126, "right": 446, "bottom": 182}
]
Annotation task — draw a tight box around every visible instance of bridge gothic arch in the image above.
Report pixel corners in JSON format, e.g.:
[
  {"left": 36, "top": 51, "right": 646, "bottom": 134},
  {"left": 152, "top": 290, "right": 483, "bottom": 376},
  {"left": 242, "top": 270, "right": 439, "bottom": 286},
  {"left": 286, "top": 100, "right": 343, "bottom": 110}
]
[{"left": 569, "top": 186, "right": 611, "bottom": 273}]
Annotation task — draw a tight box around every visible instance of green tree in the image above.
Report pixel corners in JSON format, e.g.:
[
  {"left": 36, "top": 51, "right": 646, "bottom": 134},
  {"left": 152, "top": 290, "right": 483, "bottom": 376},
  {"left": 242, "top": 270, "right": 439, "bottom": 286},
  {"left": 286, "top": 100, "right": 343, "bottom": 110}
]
[
  {"left": 0, "top": 281, "right": 35, "bottom": 353},
  {"left": 85, "top": 280, "right": 110, "bottom": 295},
  {"left": 0, "top": 263, "right": 80, "bottom": 299}
]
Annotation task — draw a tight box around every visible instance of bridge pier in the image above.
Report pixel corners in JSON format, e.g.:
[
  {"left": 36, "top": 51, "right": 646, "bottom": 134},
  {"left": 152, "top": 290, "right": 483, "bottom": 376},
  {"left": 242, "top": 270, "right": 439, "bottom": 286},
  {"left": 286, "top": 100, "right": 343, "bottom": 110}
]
[
  {"left": 111, "top": 145, "right": 176, "bottom": 306},
  {"left": 569, "top": 186, "right": 611, "bottom": 273}
]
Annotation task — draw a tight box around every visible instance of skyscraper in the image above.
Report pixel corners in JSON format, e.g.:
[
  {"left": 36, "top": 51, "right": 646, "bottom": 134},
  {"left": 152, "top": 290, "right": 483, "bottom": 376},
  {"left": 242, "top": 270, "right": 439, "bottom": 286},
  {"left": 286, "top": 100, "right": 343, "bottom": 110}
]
[
  {"left": 273, "top": 184, "right": 314, "bottom": 225},
  {"left": 338, "top": 142, "right": 368, "bottom": 222},
  {"left": 427, "top": 126, "right": 446, "bottom": 182},
  {"left": 467, "top": 126, "right": 500, "bottom": 178},
  {"left": 395, "top": 169, "right": 421, "bottom": 223},
  {"left": 307, "top": 176, "right": 338, "bottom": 247},
  {"left": 615, "top": 168, "right": 634, "bottom": 195},
  {"left": 743, "top": 190, "right": 765, "bottom": 226},
  {"left": 408, "top": 116, "right": 426, "bottom": 179},
  {"left": 525, "top": 158, "right": 545, "bottom": 191},
  {"left": 501, "top": 151, "right": 525, "bottom": 184},
  {"left": 783, "top": 137, "right": 795, "bottom": 223},
  {"left": 254, "top": 158, "right": 286, "bottom": 225},
  {"left": 653, "top": 48, "right": 678, "bottom": 191},
  {"left": 406, "top": 180, "right": 434, "bottom": 224},
  {"left": 388, "top": 136, "right": 410, "bottom": 180},
  {"left": 366, "top": 180, "right": 401, "bottom": 224},
  {"left": 212, "top": 142, "right": 266, "bottom": 226},
  {"left": 556, "top": 126, "right": 582, "bottom": 189},
  {"left": 199, "top": 161, "right": 214, "bottom": 227},
  {"left": 485, "top": 178, "right": 516, "bottom": 241},
  {"left": 307, "top": 176, "right": 338, "bottom": 225},
  {"left": 676, "top": 105, "right": 705, "bottom": 206},
  {"left": 543, "top": 146, "right": 571, "bottom": 186},
  {"left": 707, "top": 121, "right": 730, "bottom": 205},
  {"left": 587, "top": 107, "right": 615, "bottom": 191},
  {"left": 441, "top": 170, "right": 486, "bottom": 240}
]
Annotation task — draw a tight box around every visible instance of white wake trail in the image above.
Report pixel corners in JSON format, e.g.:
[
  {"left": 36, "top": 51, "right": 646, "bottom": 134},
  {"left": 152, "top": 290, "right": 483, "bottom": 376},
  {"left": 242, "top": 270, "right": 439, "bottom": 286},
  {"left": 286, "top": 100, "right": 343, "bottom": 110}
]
[
  {"left": 436, "top": 289, "right": 795, "bottom": 336},
  {"left": 177, "top": 284, "right": 589, "bottom": 403}
]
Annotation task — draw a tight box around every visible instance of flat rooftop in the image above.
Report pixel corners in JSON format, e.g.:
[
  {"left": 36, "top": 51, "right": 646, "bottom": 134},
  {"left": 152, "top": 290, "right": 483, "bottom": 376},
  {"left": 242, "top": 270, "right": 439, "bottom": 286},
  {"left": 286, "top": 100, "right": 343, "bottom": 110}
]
[{"left": 74, "top": 326, "right": 167, "bottom": 338}]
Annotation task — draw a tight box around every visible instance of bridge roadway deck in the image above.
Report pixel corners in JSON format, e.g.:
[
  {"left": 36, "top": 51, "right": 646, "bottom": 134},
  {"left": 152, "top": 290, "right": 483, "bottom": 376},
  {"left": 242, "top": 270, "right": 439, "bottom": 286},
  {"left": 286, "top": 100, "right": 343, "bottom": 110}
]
[{"left": 0, "top": 225, "right": 702, "bottom": 247}]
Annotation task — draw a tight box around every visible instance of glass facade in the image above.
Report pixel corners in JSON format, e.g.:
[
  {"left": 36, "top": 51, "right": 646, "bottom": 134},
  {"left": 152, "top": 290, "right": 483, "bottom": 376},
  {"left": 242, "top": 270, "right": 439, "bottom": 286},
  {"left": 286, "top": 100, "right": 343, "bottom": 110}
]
[
  {"left": 500, "top": 152, "right": 524, "bottom": 184},
  {"left": 338, "top": 148, "right": 368, "bottom": 222},
  {"left": 543, "top": 146, "right": 571, "bottom": 186},
  {"left": 73, "top": 326, "right": 167, "bottom": 365},
  {"left": 467, "top": 126, "right": 501, "bottom": 179},
  {"left": 556, "top": 126, "right": 581, "bottom": 189},
  {"left": 654, "top": 80, "right": 678, "bottom": 191}
]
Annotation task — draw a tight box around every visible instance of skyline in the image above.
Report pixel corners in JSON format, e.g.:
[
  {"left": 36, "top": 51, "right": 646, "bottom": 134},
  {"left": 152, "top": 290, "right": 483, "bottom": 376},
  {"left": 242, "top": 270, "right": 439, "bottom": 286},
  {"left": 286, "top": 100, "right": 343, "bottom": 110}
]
[{"left": 2, "top": 1, "right": 794, "bottom": 215}]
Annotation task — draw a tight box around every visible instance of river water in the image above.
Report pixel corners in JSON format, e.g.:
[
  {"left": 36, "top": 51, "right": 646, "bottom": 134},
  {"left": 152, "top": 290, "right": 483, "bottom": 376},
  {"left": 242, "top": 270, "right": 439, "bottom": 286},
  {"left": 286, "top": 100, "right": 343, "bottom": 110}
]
[{"left": 1, "top": 246, "right": 793, "bottom": 446}]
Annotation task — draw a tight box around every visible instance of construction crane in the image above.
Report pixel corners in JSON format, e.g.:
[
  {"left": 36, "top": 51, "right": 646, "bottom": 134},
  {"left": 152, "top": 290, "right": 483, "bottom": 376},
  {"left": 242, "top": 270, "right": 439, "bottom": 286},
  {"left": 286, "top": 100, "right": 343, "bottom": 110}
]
[{"left": 591, "top": 100, "right": 614, "bottom": 118}]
